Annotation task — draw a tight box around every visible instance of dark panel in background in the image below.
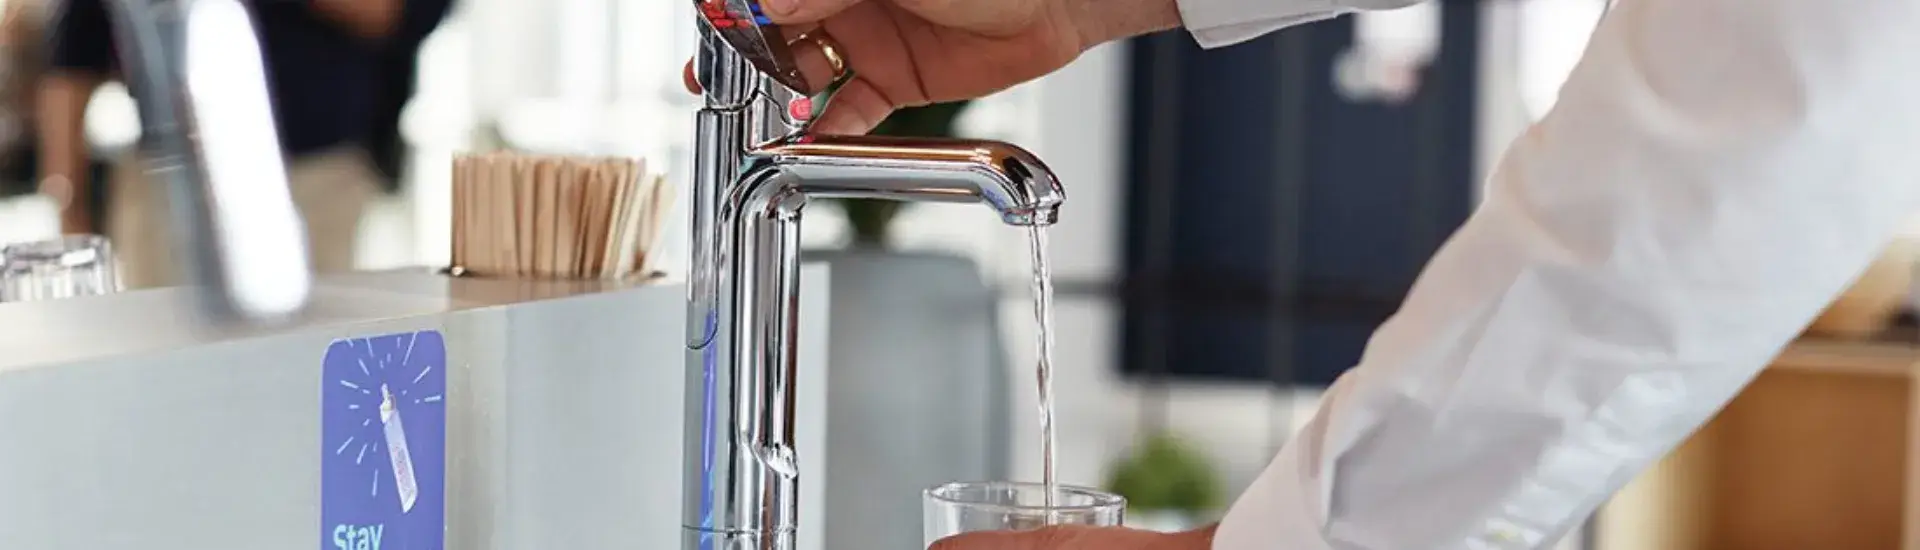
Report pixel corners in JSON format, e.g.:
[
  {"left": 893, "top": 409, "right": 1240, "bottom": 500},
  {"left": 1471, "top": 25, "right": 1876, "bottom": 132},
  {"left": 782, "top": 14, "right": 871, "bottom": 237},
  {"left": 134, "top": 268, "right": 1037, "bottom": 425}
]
[{"left": 1120, "top": 3, "right": 1480, "bottom": 387}]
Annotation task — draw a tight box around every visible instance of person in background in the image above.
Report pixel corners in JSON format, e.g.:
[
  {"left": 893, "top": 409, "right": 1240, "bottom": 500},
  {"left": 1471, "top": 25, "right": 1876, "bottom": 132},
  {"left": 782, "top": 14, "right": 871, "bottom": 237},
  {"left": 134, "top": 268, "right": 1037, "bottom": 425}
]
[
  {"left": 0, "top": 0, "right": 53, "bottom": 200},
  {"left": 38, "top": 0, "right": 453, "bottom": 288},
  {"left": 687, "top": 0, "right": 1920, "bottom": 547},
  {"left": 365, "top": 0, "right": 456, "bottom": 194},
  {"left": 0, "top": 0, "right": 108, "bottom": 219},
  {"left": 0, "top": 0, "right": 49, "bottom": 199}
]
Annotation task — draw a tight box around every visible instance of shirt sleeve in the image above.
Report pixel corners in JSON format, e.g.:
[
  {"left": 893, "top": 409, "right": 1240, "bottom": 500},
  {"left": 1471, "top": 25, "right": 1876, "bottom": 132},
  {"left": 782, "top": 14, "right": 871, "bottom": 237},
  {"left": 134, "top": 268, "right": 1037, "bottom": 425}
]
[
  {"left": 45, "top": 0, "right": 116, "bottom": 74},
  {"left": 1176, "top": 0, "right": 1418, "bottom": 48},
  {"left": 1212, "top": 0, "right": 1920, "bottom": 548}
]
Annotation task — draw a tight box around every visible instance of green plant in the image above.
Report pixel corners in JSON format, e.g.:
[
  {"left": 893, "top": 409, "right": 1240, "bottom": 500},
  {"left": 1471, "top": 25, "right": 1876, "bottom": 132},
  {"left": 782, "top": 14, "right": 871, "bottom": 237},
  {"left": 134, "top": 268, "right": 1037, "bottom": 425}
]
[
  {"left": 834, "top": 100, "right": 974, "bottom": 247},
  {"left": 1105, "top": 431, "right": 1224, "bottom": 513}
]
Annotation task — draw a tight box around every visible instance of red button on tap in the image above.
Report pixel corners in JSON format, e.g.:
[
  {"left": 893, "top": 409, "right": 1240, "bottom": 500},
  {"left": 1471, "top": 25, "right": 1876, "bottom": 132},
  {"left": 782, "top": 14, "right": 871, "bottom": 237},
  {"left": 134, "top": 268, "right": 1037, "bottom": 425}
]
[{"left": 788, "top": 97, "right": 814, "bottom": 121}]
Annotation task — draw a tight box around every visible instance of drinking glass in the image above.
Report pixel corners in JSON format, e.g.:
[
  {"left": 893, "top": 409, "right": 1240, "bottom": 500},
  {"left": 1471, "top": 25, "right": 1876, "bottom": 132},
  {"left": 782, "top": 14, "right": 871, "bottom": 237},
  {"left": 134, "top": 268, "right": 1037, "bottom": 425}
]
[
  {"left": 0, "top": 235, "right": 120, "bottom": 302},
  {"left": 923, "top": 481, "right": 1126, "bottom": 546}
]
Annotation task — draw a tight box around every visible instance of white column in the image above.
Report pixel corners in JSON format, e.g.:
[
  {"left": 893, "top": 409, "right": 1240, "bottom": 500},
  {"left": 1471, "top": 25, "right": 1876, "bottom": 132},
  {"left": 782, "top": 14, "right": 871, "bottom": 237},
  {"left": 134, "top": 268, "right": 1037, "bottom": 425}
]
[{"left": 465, "top": 0, "right": 559, "bottom": 119}]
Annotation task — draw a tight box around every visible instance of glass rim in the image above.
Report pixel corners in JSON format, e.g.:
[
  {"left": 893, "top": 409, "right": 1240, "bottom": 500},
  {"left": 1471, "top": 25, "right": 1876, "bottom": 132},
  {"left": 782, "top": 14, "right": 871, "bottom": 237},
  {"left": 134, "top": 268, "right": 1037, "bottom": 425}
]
[
  {"left": 2, "top": 235, "right": 111, "bottom": 271},
  {"left": 925, "top": 481, "right": 1126, "bottom": 513}
]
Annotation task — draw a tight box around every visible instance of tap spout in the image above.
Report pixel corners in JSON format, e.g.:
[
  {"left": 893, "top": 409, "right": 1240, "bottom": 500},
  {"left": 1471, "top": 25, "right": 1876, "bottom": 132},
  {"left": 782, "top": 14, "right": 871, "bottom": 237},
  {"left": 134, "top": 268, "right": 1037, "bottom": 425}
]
[
  {"left": 102, "top": 0, "right": 311, "bottom": 323},
  {"left": 734, "top": 135, "right": 1064, "bottom": 226},
  {"left": 682, "top": 134, "right": 1063, "bottom": 550}
]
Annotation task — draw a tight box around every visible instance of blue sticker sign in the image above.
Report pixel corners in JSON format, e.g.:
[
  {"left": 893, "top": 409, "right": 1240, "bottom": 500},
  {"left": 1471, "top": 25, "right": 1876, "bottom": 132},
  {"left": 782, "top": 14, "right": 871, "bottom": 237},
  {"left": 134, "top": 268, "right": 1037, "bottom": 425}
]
[{"left": 322, "top": 331, "right": 447, "bottom": 550}]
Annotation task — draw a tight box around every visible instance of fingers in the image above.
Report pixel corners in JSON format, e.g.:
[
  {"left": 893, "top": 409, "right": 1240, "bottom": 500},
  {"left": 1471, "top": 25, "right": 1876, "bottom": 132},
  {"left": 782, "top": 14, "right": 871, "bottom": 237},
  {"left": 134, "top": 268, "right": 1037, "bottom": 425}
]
[
  {"left": 681, "top": 9, "right": 908, "bottom": 135},
  {"left": 784, "top": 31, "right": 848, "bottom": 94},
  {"left": 680, "top": 24, "right": 836, "bottom": 96},
  {"left": 810, "top": 77, "right": 897, "bottom": 135},
  {"left": 678, "top": 55, "right": 891, "bottom": 135}
]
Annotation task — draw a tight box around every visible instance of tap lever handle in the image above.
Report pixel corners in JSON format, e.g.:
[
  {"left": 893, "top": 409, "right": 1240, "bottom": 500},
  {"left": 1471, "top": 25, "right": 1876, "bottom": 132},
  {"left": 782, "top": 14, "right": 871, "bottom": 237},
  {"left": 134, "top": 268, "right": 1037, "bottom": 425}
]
[{"left": 695, "top": 0, "right": 812, "bottom": 94}]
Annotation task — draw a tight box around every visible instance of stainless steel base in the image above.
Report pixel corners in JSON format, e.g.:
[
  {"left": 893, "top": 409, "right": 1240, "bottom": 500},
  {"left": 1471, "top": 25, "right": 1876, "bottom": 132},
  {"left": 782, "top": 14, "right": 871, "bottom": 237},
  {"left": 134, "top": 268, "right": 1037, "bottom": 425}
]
[{"left": 0, "top": 267, "right": 829, "bottom": 550}]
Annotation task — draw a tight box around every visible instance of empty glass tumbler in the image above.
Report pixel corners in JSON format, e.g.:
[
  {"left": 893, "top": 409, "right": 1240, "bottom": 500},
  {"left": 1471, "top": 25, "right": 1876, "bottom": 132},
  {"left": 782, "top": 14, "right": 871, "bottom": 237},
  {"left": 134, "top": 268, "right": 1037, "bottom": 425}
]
[
  {"left": 923, "top": 481, "right": 1126, "bottom": 546},
  {"left": 0, "top": 235, "right": 120, "bottom": 302}
]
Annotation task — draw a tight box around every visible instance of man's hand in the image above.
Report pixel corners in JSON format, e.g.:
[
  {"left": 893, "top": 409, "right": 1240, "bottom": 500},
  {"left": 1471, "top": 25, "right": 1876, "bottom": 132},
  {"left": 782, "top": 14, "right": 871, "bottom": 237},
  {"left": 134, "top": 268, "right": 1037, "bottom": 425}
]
[
  {"left": 682, "top": 0, "right": 1182, "bottom": 134},
  {"left": 929, "top": 524, "right": 1217, "bottom": 550}
]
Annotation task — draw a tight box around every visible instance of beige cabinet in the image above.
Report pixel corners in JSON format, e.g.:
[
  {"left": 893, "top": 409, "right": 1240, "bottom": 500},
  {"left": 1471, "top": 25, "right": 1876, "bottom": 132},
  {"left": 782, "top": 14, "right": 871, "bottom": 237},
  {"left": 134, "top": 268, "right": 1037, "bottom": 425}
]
[{"left": 1597, "top": 339, "right": 1920, "bottom": 550}]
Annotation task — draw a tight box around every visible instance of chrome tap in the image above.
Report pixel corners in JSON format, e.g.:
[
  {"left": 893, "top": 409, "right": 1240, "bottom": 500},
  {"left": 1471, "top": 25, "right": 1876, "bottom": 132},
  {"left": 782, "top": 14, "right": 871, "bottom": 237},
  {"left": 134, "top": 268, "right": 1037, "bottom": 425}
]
[
  {"left": 683, "top": 2, "right": 1065, "bottom": 548},
  {"left": 100, "top": 0, "right": 311, "bottom": 322}
]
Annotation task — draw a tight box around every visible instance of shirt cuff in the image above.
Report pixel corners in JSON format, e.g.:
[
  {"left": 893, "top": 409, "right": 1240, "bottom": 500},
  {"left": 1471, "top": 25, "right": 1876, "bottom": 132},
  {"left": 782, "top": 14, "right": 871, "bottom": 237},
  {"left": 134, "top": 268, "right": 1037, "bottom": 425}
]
[
  {"left": 1177, "top": 0, "right": 1350, "bottom": 48},
  {"left": 1212, "top": 439, "right": 1336, "bottom": 550}
]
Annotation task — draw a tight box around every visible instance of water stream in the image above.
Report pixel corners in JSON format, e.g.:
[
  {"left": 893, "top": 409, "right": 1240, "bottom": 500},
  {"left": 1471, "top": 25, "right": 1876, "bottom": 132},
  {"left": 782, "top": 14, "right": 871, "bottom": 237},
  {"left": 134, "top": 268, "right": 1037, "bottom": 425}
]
[{"left": 1026, "top": 226, "right": 1059, "bottom": 516}]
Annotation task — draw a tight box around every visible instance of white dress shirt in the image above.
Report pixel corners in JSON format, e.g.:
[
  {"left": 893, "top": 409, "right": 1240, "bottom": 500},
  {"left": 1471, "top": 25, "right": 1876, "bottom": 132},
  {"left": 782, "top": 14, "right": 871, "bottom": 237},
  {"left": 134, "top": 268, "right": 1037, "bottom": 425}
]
[{"left": 1184, "top": 0, "right": 1920, "bottom": 548}]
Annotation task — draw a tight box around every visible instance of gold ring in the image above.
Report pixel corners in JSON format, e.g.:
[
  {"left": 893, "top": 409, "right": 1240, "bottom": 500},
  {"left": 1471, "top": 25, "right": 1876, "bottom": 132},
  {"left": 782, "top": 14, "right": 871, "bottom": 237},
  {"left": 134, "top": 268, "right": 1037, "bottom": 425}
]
[{"left": 800, "top": 32, "right": 848, "bottom": 79}]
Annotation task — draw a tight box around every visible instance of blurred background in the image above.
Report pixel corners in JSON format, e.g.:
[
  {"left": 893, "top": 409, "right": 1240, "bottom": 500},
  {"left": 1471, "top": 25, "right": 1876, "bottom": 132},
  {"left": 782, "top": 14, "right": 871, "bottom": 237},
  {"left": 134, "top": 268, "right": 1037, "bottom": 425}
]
[{"left": 4, "top": 0, "right": 1919, "bottom": 549}]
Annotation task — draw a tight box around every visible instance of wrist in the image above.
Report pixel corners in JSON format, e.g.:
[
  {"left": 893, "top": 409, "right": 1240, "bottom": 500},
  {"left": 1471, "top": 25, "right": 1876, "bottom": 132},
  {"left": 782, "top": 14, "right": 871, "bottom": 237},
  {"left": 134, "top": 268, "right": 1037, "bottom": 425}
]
[{"left": 1070, "top": 0, "right": 1183, "bottom": 48}]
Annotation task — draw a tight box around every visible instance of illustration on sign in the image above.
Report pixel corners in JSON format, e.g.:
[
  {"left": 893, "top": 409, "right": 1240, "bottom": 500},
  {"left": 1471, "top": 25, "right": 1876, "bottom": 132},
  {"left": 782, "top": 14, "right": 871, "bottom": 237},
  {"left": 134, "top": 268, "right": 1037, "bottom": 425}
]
[{"left": 322, "top": 331, "right": 448, "bottom": 550}]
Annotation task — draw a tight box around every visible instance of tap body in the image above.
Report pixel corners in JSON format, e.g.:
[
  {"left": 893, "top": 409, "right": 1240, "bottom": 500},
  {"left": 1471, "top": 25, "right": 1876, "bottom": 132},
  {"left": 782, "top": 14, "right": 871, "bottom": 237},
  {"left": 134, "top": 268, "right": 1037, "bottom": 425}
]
[
  {"left": 682, "top": 7, "right": 1064, "bottom": 549},
  {"left": 98, "top": 0, "right": 310, "bottom": 322}
]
